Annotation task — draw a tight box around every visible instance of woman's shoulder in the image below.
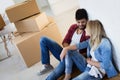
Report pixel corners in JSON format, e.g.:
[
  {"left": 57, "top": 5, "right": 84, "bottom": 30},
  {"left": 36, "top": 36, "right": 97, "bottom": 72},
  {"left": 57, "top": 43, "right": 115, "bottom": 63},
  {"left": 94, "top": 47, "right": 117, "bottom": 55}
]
[
  {"left": 101, "top": 38, "right": 110, "bottom": 43},
  {"left": 100, "top": 38, "right": 111, "bottom": 47}
]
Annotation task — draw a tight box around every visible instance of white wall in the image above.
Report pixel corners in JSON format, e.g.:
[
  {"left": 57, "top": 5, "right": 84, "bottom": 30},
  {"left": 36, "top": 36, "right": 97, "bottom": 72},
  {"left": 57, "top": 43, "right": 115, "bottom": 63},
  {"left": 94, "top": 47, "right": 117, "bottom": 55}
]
[
  {"left": 79, "top": 0, "right": 120, "bottom": 71},
  {"left": 13, "top": 0, "right": 25, "bottom": 3},
  {"left": 0, "top": 0, "right": 14, "bottom": 24},
  {"left": 0, "top": 0, "right": 17, "bottom": 32},
  {"left": 48, "top": 0, "right": 79, "bottom": 15},
  {"left": 37, "top": 0, "right": 49, "bottom": 8},
  {"left": 13, "top": 0, "right": 49, "bottom": 8}
]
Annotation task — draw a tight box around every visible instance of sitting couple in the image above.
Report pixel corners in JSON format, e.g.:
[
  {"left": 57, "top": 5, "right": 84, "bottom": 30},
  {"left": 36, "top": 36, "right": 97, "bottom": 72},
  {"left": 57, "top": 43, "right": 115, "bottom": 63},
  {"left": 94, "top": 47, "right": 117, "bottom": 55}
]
[{"left": 39, "top": 8, "right": 118, "bottom": 80}]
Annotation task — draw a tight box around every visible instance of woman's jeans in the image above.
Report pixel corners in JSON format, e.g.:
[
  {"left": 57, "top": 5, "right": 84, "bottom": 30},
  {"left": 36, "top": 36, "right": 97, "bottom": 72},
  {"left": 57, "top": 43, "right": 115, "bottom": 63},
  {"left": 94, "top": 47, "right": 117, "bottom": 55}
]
[
  {"left": 72, "top": 71, "right": 101, "bottom": 80},
  {"left": 65, "top": 50, "right": 87, "bottom": 74},
  {"left": 46, "top": 59, "right": 65, "bottom": 80},
  {"left": 65, "top": 50, "right": 101, "bottom": 80},
  {"left": 40, "top": 36, "right": 62, "bottom": 64}
]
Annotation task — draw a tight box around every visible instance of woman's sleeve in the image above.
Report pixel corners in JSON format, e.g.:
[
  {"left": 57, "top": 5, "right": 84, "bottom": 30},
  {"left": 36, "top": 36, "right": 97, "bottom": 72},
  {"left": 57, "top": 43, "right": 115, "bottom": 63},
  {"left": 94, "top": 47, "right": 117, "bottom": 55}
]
[
  {"left": 99, "top": 39, "right": 112, "bottom": 70},
  {"left": 76, "top": 39, "right": 89, "bottom": 50}
]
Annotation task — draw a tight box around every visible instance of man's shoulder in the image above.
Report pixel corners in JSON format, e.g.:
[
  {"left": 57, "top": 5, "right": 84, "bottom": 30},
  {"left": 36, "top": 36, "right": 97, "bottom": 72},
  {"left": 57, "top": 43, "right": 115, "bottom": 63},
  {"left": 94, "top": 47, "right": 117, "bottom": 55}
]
[
  {"left": 71, "top": 24, "right": 77, "bottom": 27},
  {"left": 70, "top": 24, "right": 77, "bottom": 29}
]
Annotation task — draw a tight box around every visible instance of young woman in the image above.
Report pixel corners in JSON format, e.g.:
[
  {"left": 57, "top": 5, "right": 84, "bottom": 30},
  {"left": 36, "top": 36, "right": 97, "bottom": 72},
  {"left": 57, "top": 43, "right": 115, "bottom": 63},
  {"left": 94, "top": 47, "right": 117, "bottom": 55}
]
[{"left": 60, "top": 20, "right": 118, "bottom": 80}]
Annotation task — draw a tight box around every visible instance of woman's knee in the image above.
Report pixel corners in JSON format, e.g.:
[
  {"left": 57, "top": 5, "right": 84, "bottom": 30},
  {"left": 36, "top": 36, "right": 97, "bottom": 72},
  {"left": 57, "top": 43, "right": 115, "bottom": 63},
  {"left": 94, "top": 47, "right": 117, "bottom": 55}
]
[
  {"left": 46, "top": 71, "right": 56, "bottom": 80},
  {"left": 72, "top": 72, "right": 89, "bottom": 80}
]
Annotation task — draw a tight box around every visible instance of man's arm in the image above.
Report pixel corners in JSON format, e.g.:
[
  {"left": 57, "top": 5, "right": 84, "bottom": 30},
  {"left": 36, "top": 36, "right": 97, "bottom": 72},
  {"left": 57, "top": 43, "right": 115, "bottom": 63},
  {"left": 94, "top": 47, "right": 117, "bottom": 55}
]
[
  {"left": 60, "top": 44, "right": 77, "bottom": 60},
  {"left": 62, "top": 24, "right": 77, "bottom": 47}
]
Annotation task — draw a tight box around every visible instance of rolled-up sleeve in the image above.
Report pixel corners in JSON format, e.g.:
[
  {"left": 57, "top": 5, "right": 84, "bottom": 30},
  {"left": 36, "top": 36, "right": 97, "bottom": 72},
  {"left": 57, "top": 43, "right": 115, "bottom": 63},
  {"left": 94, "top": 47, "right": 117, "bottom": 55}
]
[
  {"left": 62, "top": 24, "right": 77, "bottom": 45},
  {"left": 76, "top": 39, "right": 89, "bottom": 50}
]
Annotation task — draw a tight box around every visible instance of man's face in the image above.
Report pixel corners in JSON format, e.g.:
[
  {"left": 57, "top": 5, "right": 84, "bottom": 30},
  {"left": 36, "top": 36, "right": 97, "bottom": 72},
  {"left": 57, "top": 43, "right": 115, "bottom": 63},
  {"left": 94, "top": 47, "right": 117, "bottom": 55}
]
[{"left": 76, "top": 18, "right": 87, "bottom": 30}]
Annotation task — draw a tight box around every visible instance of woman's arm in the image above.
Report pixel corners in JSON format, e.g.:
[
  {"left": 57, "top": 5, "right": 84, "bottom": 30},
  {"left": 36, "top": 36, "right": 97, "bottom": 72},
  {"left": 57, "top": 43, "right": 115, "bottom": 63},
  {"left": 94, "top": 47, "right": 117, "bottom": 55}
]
[
  {"left": 60, "top": 45, "right": 77, "bottom": 60},
  {"left": 88, "top": 39, "right": 112, "bottom": 69},
  {"left": 60, "top": 40, "right": 89, "bottom": 60},
  {"left": 99, "top": 39, "right": 112, "bottom": 69}
]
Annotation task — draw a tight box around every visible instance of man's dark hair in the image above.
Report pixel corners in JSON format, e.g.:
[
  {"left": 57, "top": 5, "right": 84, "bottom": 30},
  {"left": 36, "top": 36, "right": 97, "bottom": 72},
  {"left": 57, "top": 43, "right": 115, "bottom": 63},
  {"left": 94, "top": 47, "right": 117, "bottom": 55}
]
[{"left": 75, "top": 8, "right": 88, "bottom": 20}]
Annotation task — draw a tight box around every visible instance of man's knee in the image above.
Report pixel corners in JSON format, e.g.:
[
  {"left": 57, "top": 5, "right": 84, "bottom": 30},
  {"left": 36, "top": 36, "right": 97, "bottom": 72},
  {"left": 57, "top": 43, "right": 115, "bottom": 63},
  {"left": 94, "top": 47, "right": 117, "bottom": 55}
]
[{"left": 40, "top": 36, "right": 47, "bottom": 43}]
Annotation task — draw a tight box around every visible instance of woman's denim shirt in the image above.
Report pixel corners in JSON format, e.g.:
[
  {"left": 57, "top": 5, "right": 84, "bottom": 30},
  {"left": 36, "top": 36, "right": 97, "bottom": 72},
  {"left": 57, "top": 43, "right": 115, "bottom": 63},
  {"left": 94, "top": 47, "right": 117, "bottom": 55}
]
[{"left": 76, "top": 38, "right": 118, "bottom": 78}]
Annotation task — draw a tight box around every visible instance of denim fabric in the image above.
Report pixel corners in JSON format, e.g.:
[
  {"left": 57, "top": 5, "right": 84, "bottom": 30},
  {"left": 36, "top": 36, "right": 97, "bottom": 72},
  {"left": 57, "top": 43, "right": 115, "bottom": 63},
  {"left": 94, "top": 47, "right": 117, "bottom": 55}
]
[
  {"left": 65, "top": 51, "right": 73, "bottom": 74},
  {"left": 40, "top": 36, "right": 62, "bottom": 64},
  {"left": 76, "top": 38, "right": 118, "bottom": 78},
  {"left": 72, "top": 71, "right": 101, "bottom": 80},
  {"left": 46, "top": 56, "right": 81, "bottom": 80},
  {"left": 65, "top": 50, "right": 87, "bottom": 74},
  {"left": 46, "top": 59, "right": 65, "bottom": 80}
]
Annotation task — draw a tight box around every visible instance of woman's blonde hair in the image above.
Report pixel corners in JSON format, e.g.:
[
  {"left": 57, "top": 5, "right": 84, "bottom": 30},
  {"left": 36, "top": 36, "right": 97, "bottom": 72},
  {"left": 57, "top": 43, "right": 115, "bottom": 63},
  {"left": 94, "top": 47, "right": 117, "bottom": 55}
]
[{"left": 86, "top": 20, "right": 107, "bottom": 50}]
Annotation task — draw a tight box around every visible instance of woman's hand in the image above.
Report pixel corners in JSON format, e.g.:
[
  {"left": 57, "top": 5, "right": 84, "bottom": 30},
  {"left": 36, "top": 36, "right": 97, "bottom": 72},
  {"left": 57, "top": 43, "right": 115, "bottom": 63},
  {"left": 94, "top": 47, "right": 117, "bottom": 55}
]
[
  {"left": 60, "top": 48, "right": 68, "bottom": 61},
  {"left": 86, "top": 58, "right": 91, "bottom": 64},
  {"left": 86, "top": 58, "right": 100, "bottom": 68}
]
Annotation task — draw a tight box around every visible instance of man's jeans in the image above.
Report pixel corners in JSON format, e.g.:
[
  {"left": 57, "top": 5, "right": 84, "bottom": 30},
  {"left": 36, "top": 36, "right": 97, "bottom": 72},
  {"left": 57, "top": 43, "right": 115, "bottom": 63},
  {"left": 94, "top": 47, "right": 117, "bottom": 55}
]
[
  {"left": 46, "top": 51, "right": 86, "bottom": 80},
  {"left": 40, "top": 36, "right": 62, "bottom": 64},
  {"left": 46, "top": 59, "right": 65, "bottom": 80},
  {"left": 65, "top": 50, "right": 87, "bottom": 74}
]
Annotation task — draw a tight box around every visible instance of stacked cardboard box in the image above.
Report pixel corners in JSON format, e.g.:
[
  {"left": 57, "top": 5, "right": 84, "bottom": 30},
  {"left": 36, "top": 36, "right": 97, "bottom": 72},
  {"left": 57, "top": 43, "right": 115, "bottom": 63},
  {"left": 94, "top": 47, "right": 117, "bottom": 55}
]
[
  {"left": 6, "top": 0, "right": 40, "bottom": 22},
  {"left": 6, "top": 0, "right": 49, "bottom": 33},
  {"left": 13, "top": 22, "right": 62, "bottom": 67},
  {"left": 6, "top": 0, "right": 62, "bottom": 67},
  {"left": 0, "top": 15, "right": 5, "bottom": 31},
  {"left": 14, "top": 12, "right": 49, "bottom": 32}
]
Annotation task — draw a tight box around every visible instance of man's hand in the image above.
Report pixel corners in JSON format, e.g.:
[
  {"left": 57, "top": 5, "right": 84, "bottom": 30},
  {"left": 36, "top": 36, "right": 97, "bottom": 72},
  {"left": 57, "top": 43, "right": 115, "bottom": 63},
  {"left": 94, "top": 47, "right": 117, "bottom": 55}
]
[
  {"left": 60, "top": 48, "right": 68, "bottom": 60},
  {"left": 60, "top": 44, "right": 77, "bottom": 61}
]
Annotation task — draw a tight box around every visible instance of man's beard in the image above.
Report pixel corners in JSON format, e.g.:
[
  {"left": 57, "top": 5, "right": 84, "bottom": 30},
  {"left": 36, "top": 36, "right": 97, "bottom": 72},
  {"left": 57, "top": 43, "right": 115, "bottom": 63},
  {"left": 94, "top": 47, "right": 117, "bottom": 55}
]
[{"left": 78, "top": 26, "right": 86, "bottom": 30}]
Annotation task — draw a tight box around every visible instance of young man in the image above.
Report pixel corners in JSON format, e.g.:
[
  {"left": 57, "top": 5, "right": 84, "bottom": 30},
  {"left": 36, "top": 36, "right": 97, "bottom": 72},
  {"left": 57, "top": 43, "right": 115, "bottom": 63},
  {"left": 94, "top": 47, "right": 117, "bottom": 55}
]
[{"left": 39, "top": 9, "right": 89, "bottom": 77}]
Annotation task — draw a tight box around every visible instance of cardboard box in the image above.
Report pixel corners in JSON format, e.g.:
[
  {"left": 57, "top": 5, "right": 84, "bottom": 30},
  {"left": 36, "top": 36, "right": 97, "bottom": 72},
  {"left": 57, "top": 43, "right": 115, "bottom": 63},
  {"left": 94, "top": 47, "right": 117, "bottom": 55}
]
[
  {"left": 0, "top": 15, "right": 5, "bottom": 30},
  {"left": 47, "top": 16, "right": 55, "bottom": 23},
  {"left": 13, "top": 23, "right": 62, "bottom": 67},
  {"left": 6, "top": 0, "right": 40, "bottom": 22},
  {"left": 14, "top": 12, "right": 49, "bottom": 33}
]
